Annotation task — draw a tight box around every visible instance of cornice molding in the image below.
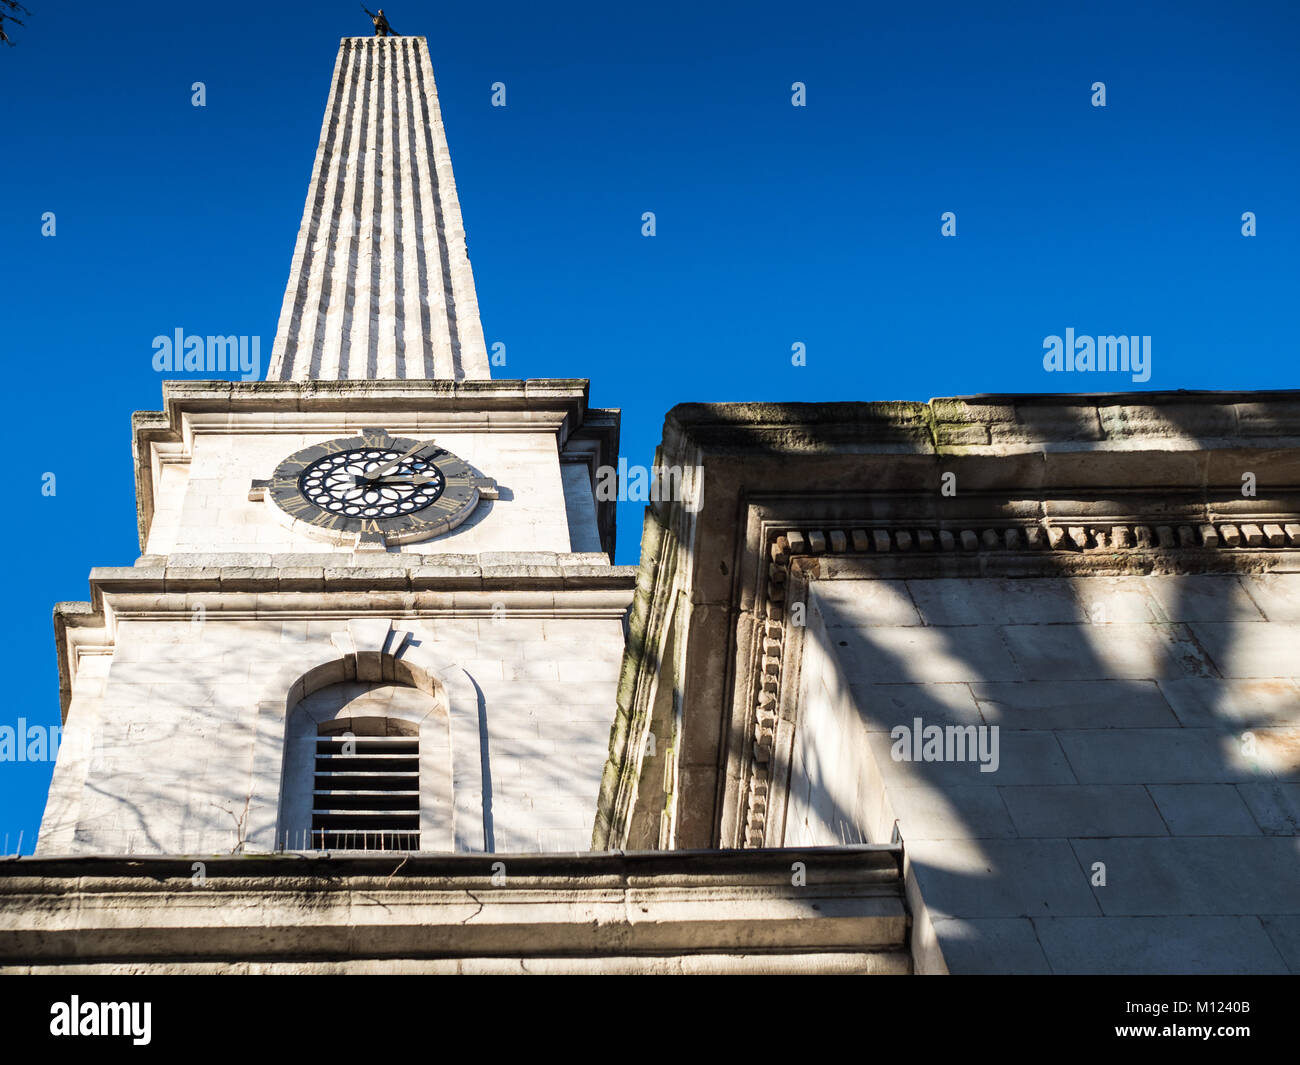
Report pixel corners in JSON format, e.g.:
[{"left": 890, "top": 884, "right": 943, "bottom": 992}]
[
  {"left": 665, "top": 392, "right": 1300, "bottom": 456},
  {"left": 0, "top": 845, "right": 907, "bottom": 973}
]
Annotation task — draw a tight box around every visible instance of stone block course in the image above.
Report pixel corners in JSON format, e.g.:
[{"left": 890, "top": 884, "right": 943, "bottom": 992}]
[
  {"left": 1033, "top": 916, "right": 1288, "bottom": 974},
  {"left": 836, "top": 625, "right": 1023, "bottom": 683},
  {"left": 907, "top": 578, "right": 1082, "bottom": 626},
  {"left": 908, "top": 838, "right": 1102, "bottom": 919},
  {"left": 971, "top": 680, "right": 1179, "bottom": 730},
  {"left": 1073, "top": 837, "right": 1300, "bottom": 915},
  {"left": 1147, "top": 784, "right": 1261, "bottom": 835},
  {"left": 1260, "top": 917, "right": 1300, "bottom": 972},
  {"left": 928, "top": 917, "right": 1052, "bottom": 974},
  {"left": 998, "top": 785, "right": 1167, "bottom": 838},
  {"left": 1000, "top": 622, "right": 1188, "bottom": 681},
  {"left": 1241, "top": 573, "right": 1300, "bottom": 621},
  {"left": 1157, "top": 677, "right": 1300, "bottom": 728},
  {"left": 1188, "top": 622, "right": 1300, "bottom": 678},
  {"left": 1144, "top": 574, "right": 1264, "bottom": 622},
  {"left": 1056, "top": 728, "right": 1252, "bottom": 784},
  {"left": 865, "top": 730, "right": 1075, "bottom": 788},
  {"left": 1235, "top": 782, "right": 1300, "bottom": 835},
  {"left": 884, "top": 786, "right": 1017, "bottom": 840},
  {"left": 850, "top": 682, "right": 984, "bottom": 729}
]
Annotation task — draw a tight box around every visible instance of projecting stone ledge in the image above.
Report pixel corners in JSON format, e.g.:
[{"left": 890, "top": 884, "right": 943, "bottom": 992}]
[
  {"left": 86, "top": 559, "right": 639, "bottom": 595},
  {"left": 0, "top": 846, "right": 909, "bottom": 975},
  {"left": 666, "top": 390, "right": 1300, "bottom": 454}
]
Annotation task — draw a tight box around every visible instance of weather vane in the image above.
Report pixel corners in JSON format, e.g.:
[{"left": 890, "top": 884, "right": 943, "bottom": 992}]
[{"left": 361, "top": 5, "right": 398, "bottom": 37}]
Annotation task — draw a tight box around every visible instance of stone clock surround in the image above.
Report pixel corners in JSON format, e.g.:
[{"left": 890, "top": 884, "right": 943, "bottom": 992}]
[
  {"left": 131, "top": 379, "right": 620, "bottom": 559},
  {"left": 262, "top": 429, "right": 495, "bottom": 548}
]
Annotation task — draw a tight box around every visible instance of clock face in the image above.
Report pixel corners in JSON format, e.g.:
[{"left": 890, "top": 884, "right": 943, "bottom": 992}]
[
  {"left": 266, "top": 428, "right": 491, "bottom": 546},
  {"left": 298, "top": 446, "right": 447, "bottom": 519}
]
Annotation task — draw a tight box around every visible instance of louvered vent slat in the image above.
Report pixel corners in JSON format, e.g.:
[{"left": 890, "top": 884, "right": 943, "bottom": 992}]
[{"left": 311, "top": 734, "right": 419, "bottom": 851}]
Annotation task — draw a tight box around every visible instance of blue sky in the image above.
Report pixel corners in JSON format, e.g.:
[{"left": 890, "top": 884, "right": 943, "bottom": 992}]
[{"left": 2, "top": 0, "right": 1297, "bottom": 849}]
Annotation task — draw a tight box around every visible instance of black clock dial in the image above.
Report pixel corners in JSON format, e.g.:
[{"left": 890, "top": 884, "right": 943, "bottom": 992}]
[
  {"left": 298, "top": 447, "right": 446, "bottom": 519},
  {"left": 265, "top": 429, "right": 493, "bottom": 546}
]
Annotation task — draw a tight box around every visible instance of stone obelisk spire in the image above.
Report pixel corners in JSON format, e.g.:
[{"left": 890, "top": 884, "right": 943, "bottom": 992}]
[{"left": 267, "top": 36, "right": 490, "bottom": 381}]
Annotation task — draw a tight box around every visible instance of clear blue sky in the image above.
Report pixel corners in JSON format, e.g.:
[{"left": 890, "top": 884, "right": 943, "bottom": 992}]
[{"left": 2, "top": 0, "right": 1297, "bottom": 850}]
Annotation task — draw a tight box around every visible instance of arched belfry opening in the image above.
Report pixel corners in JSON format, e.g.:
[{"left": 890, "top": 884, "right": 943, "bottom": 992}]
[
  {"left": 280, "top": 681, "right": 452, "bottom": 852},
  {"left": 240, "top": 621, "right": 493, "bottom": 855}
]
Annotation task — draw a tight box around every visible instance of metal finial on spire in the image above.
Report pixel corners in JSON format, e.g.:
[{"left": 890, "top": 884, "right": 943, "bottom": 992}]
[{"left": 361, "top": 5, "right": 399, "bottom": 37}]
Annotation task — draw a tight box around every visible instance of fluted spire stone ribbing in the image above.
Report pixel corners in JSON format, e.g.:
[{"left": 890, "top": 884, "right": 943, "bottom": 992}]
[{"left": 267, "top": 36, "right": 490, "bottom": 382}]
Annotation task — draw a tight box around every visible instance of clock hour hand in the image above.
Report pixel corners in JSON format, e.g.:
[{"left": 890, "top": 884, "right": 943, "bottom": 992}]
[
  {"left": 360, "top": 438, "right": 437, "bottom": 481},
  {"left": 356, "top": 474, "right": 440, "bottom": 486}
]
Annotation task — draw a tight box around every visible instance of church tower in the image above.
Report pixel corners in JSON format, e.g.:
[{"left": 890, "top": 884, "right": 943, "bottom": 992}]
[{"left": 41, "top": 36, "right": 632, "bottom": 857}]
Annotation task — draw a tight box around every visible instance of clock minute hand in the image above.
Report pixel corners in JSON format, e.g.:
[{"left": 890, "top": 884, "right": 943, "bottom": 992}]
[{"left": 362, "top": 439, "right": 437, "bottom": 480}]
